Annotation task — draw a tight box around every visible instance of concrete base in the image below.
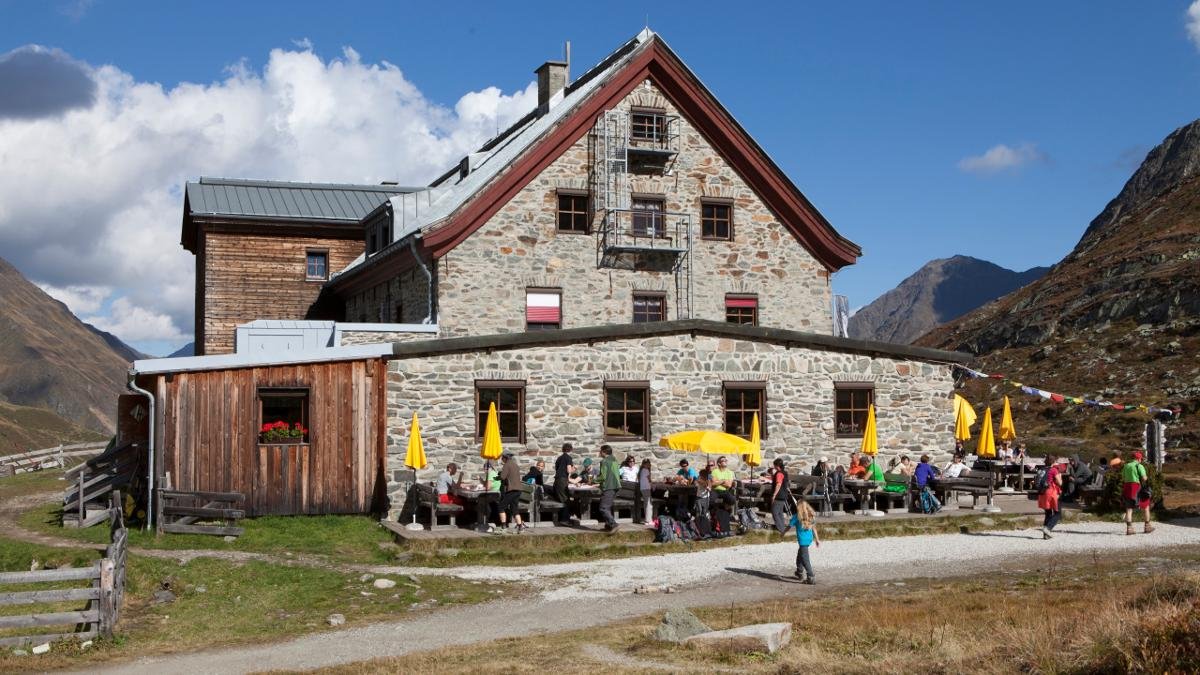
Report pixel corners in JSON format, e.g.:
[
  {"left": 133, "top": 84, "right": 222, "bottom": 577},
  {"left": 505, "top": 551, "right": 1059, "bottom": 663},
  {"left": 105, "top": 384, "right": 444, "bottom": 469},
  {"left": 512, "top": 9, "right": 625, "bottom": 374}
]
[{"left": 976, "top": 504, "right": 1003, "bottom": 513}]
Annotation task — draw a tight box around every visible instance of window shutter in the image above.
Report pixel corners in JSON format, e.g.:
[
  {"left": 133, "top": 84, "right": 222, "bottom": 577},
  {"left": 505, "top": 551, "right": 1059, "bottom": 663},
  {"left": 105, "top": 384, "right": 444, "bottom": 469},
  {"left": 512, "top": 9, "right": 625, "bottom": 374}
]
[{"left": 526, "top": 292, "right": 561, "bottom": 323}]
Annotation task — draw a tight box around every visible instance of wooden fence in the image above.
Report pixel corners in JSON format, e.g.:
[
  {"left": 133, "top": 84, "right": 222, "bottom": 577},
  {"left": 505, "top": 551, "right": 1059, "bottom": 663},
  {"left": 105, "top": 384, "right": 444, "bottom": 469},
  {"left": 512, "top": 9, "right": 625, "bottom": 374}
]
[
  {"left": 0, "top": 498, "right": 128, "bottom": 647},
  {"left": 157, "top": 489, "right": 246, "bottom": 537},
  {"left": 63, "top": 442, "right": 141, "bottom": 529},
  {"left": 0, "top": 441, "right": 109, "bottom": 478}
]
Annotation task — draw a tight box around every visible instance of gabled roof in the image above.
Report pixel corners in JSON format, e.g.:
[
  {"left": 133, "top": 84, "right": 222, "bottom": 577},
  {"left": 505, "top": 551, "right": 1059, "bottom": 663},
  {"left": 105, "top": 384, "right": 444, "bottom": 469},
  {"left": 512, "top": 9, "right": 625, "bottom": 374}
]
[
  {"left": 181, "top": 177, "right": 420, "bottom": 252},
  {"left": 331, "top": 29, "right": 861, "bottom": 288}
]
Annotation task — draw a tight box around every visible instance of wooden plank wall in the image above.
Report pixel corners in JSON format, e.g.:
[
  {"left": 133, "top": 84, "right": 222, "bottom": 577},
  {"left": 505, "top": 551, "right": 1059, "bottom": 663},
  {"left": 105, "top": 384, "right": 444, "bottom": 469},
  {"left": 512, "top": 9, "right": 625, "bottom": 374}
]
[{"left": 153, "top": 359, "right": 385, "bottom": 517}]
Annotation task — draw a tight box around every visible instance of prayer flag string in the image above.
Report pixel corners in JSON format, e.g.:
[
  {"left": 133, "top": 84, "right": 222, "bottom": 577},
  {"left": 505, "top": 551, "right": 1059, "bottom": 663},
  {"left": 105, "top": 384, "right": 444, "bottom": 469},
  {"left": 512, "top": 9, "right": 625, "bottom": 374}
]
[{"left": 954, "top": 366, "right": 1179, "bottom": 418}]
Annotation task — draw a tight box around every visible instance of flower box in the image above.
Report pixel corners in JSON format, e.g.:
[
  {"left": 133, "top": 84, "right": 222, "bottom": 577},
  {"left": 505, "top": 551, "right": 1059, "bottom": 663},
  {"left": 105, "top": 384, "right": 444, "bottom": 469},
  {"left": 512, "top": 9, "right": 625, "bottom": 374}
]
[{"left": 260, "top": 420, "right": 308, "bottom": 444}]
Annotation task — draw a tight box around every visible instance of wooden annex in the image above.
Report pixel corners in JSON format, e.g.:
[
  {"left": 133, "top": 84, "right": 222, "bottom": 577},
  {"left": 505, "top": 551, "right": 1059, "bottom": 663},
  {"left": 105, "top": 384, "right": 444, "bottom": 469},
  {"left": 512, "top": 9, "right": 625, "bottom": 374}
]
[{"left": 140, "top": 357, "right": 387, "bottom": 517}]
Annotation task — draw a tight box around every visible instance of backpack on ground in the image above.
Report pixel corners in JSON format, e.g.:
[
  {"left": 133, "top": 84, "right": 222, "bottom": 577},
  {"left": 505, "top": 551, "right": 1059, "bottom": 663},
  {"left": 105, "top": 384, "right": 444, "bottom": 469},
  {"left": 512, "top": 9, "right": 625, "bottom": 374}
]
[
  {"left": 918, "top": 487, "right": 939, "bottom": 514},
  {"left": 693, "top": 514, "right": 713, "bottom": 539},
  {"left": 737, "top": 507, "right": 766, "bottom": 532},
  {"left": 655, "top": 515, "right": 678, "bottom": 544}
]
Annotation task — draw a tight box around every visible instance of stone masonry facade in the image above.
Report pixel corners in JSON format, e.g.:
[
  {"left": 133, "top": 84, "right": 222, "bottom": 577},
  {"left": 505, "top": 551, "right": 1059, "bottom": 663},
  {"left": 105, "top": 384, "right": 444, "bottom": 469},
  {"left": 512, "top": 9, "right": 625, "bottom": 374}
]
[
  {"left": 363, "top": 81, "right": 833, "bottom": 339},
  {"left": 383, "top": 332, "right": 955, "bottom": 516},
  {"left": 343, "top": 266, "right": 433, "bottom": 325}
]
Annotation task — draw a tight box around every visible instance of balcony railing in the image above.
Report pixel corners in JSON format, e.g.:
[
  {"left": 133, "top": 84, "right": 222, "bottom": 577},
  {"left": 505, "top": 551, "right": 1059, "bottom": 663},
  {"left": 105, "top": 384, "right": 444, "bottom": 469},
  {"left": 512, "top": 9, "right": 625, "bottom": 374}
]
[{"left": 598, "top": 208, "right": 691, "bottom": 255}]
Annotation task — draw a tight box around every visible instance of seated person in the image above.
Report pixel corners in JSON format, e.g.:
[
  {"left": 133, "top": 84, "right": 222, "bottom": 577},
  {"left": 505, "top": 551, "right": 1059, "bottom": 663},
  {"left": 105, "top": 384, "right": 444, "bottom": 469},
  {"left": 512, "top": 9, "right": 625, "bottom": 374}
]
[
  {"left": 436, "top": 463, "right": 464, "bottom": 505},
  {"left": 576, "top": 457, "right": 595, "bottom": 484},
  {"left": 943, "top": 455, "right": 968, "bottom": 479},
  {"left": 482, "top": 465, "right": 502, "bottom": 492},
  {"left": 710, "top": 456, "right": 737, "bottom": 511},
  {"left": 914, "top": 454, "right": 940, "bottom": 488},
  {"left": 619, "top": 455, "right": 639, "bottom": 482},
  {"left": 895, "top": 454, "right": 916, "bottom": 477},
  {"left": 523, "top": 459, "right": 546, "bottom": 486},
  {"left": 811, "top": 456, "right": 830, "bottom": 477},
  {"left": 676, "top": 459, "right": 698, "bottom": 484},
  {"left": 847, "top": 452, "right": 868, "bottom": 479},
  {"left": 863, "top": 455, "right": 885, "bottom": 482}
]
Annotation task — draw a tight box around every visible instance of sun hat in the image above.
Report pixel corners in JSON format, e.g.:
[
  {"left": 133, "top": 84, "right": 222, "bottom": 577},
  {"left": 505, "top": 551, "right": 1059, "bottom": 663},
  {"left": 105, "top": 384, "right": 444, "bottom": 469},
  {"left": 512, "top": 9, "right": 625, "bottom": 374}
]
[{"left": 819, "top": 456, "right": 829, "bottom": 463}]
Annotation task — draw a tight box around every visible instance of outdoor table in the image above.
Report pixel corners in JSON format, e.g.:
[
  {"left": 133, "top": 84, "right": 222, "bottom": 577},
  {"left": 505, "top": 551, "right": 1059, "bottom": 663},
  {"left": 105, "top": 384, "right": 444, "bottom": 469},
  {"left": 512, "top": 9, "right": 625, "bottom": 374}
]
[
  {"left": 451, "top": 484, "right": 500, "bottom": 532},
  {"left": 653, "top": 481, "right": 697, "bottom": 516},
  {"left": 737, "top": 479, "right": 770, "bottom": 510},
  {"left": 567, "top": 484, "right": 599, "bottom": 520},
  {"left": 842, "top": 478, "right": 878, "bottom": 513}
]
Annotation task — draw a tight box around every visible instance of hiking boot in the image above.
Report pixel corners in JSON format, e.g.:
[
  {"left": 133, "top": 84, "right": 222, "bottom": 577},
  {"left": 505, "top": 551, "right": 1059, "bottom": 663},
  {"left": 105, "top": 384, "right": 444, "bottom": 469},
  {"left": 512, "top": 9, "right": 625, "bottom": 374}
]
[
  {"left": 803, "top": 577, "right": 816, "bottom": 585},
  {"left": 515, "top": 523, "right": 528, "bottom": 534},
  {"left": 1042, "top": 528, "right": 1052, "bottom": 540},
  {"left": 1126, "top": 524, "right": 1135, "bottom": 536},
  {"left": 793, "top": 570, "right": 805, "bottom": 581},
  {"left": 1144, "top": 523, "right": 1155, "bottom": 535}
]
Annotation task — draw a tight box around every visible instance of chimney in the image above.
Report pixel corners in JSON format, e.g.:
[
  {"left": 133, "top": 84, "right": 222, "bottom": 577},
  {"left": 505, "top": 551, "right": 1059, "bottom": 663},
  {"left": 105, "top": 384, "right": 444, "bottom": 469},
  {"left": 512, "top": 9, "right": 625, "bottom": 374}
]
[{"left": 535, "top": 60, "right": 568, "bottom": 109}]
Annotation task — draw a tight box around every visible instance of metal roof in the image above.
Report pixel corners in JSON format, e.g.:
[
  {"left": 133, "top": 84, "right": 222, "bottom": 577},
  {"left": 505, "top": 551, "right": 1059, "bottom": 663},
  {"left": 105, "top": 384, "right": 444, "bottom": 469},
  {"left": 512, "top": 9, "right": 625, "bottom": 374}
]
[{"left": 185, "top": 177, "right": 420, "bottom": 222}]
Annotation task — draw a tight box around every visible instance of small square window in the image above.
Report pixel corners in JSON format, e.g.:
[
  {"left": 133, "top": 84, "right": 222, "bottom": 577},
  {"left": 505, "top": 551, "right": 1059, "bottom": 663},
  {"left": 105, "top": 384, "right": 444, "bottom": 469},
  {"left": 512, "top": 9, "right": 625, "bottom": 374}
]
[
  {"left": 701, "top": 202, "right": 732, "bottom": 240},
  {"left": 259, "top": 388, "right": 309, "bottom": 444},
  {"left": 725, "top": 295, "right": 758, "bottom": 326},
  {"left": 557, "top": 192, "right": 589, "bottom": 233},
  {"left": 306, "top": 251, "right": 328, "bottom": 281},
  {"left": 604, "top": 383, "right": 650, "bottom": 441},
  {"left": 835, "top": 384, "right": 875, "bottom": 438},
  {"left": 632, "top": 293, "right": 667, "bottom": 323},
  {"left": 723, "top": 383, "right": 767, "bottom": 439},
  {"left": 476, "top": 381, "right": 525, "bottom": 443}
]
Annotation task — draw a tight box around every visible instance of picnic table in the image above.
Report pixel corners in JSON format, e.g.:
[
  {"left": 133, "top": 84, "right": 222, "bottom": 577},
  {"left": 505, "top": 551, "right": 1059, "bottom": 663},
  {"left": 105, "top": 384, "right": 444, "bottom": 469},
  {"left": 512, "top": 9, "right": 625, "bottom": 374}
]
[
  {"left": 567, "top": 483, "right": 600, "bottom": 520},
  {"left": 841, "top": 478, "right": 878, "bottom": 513},
  {"left": 451, "top": 484, "right": 500, "bottom": 532}
]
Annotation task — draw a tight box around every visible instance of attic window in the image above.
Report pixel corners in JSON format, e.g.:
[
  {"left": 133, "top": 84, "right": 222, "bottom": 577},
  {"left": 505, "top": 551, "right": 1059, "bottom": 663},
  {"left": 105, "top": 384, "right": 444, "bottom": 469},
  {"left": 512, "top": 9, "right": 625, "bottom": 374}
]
[
  {"left": 557, "top": 191, "right": 589, "bottom": 234},
  {"left": 631, "top": 109, "right": 667, "bottom": 143}
]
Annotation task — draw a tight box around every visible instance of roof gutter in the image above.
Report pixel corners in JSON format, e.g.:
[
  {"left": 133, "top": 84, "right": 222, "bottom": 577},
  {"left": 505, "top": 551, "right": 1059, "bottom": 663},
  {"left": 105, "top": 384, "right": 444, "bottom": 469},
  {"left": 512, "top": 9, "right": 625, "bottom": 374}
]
[{"left": 126, "top": 371, "right": 155, "bottom": 532}]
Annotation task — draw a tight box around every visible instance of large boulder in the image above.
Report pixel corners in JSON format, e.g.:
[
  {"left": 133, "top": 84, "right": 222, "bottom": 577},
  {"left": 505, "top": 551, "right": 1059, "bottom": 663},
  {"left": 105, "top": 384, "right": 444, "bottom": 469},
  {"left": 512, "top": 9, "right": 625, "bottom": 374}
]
[
  {"left": 652, "top": 608, "right": 710, "bottom": 643},
  {"left": 683, "top": 622, "right": 792, "bottom": 654}
]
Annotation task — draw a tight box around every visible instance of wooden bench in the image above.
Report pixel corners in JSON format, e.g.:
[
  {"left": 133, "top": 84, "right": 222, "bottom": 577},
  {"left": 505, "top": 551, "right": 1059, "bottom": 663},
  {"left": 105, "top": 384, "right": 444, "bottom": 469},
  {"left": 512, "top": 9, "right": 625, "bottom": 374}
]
[
  {"left": 936, "top": 472, "right": 993, "bottom": 508},
  {"left": 791, "top": 475, "right": 854, "bottom": 512},
  {"left": 520, "top": 483, "right": 565, "bottom": 525},
  {"left": 875, "top": 472, "right": 911, "bottom": 512},
  {"left": 157, "top": 489, "right": 245, "bottom": 537},
  {"left": 414, "top": 483, "right": 463, "bottom": 530}
]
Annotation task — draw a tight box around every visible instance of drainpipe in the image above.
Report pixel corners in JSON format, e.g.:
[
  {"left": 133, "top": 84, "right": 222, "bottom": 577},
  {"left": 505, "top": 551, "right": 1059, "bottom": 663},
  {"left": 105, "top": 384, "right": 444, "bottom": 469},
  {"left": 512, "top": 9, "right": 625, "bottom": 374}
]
[
  {"left": 407, "top": 236, "right": 434, "bottom": 325},
  {"left": 127, "top": 370, "right": 155, "bottom": 532}
]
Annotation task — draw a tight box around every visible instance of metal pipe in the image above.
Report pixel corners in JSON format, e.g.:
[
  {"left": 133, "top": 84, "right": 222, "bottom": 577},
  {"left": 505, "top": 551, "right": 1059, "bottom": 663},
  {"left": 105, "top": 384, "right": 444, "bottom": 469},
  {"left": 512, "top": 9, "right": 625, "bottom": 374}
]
[
  {"left": 127, "top": 371, "right": 155, "bottom": 531},
  {"left": 408, "top": 237, "right": 434, "bottom": 324}
]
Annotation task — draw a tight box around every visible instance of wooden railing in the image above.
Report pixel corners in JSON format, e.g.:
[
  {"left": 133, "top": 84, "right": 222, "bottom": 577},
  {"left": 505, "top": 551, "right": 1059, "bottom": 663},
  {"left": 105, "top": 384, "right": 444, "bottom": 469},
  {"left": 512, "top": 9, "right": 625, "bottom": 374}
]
[
  {"left": 0, "top": 498, "right": 128, "bottom": 647},
  {"left": 0, "top": 441, "right": 109, "bottom": 477},
  {"left": 63, "top": 442, "right": 141, "bottom": 529},
  {"left": 157, "top": 489, "right": 246, "bottom": 537}
]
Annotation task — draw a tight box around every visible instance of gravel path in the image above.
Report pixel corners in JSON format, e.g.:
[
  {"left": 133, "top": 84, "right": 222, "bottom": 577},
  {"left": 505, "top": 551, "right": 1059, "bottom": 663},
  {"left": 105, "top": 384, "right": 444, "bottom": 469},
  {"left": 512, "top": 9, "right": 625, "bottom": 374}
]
[{"left": 79, "top": 519, "right": 1200, "bottom": 674}]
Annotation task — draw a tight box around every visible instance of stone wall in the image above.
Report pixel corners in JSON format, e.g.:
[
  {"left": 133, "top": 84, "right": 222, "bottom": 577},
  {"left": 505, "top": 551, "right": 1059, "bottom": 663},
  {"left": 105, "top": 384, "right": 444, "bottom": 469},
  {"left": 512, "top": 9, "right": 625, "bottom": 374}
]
[
  {"left": 383, "top": 332, "right": 955, "bottom": 516},
  {"left": 433, "top": 81, "right": 834, "bottom": 338},
  {"left": 343, "top": 265, "right": 434, "bottom": 324},
  {"left": 339, "top": 328, "right": 438, "bottom": 345}
]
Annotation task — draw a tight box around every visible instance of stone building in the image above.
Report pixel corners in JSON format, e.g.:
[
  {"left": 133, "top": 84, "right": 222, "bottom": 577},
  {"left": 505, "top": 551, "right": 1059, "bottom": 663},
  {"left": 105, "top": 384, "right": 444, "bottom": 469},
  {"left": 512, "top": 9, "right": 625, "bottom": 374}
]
[{"left": 144, "top": 29, "right": 970, "bottom": 518}]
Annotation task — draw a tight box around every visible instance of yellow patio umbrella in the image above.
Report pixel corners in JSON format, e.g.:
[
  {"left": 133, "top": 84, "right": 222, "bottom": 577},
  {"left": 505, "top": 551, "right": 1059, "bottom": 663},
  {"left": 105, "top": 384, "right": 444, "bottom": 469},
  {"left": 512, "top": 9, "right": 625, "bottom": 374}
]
[
  {"left": 998, "top": 395, "right": 1017, "bottom": 442},
  {"left": 860, "top": 404, "right": 878, "bottom": 455},
  {"left": 404, "top": 412, "right": 427, "bottom": 470},
  {"left": 659, "top": 429, "right": 754, "bottom": 456},
  {"left": 480, "top": 402, "right": 503, "bottom": 462},
  {"left": 953, "top": 394, "right": 976, "bottom": 442},
  {"left": 976, "top": 407, "right": 997, "bottom": 458},
  {"left": 742, "top": 413, "right": 762, "bottom": 470}
]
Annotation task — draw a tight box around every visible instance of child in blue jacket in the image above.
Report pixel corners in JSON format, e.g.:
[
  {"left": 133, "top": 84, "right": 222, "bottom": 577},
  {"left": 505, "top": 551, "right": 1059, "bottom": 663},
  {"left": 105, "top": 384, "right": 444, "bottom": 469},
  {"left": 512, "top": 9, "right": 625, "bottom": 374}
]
[{"left": 788, "top": 501, "right": 821, "bottom": 584}]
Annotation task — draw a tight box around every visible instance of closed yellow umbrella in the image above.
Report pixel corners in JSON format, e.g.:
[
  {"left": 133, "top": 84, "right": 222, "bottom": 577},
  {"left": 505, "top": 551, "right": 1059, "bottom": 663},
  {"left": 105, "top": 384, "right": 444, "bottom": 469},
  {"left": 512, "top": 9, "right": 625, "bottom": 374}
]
[
  {"left": 998, "top": 396, "right": 1017, "bottom": 442},
  {"left": 742, "top": 413, "right": 762, "bottom": 469},
  {"left": 976, "top": 407, "right": 996, "bottom": 458},
  {"left": 860, "top": 404, "right": 878, "bottom": 455},
  {"left": 404, "top": 412, "right": 427, "bottom": 470},
  {"left": 480, "top": 402, "right": 503, "bottom": 461},
  {"left": 954, "top": 394, "right": 975, "bottom": 442}
]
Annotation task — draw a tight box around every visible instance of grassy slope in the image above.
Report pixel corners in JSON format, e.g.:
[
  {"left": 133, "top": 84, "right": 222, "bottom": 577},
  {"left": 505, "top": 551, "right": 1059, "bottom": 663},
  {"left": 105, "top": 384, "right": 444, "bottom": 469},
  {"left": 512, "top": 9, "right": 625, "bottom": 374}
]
[{"left": 0, "top": 400, "right": 107, "bottom": 455}]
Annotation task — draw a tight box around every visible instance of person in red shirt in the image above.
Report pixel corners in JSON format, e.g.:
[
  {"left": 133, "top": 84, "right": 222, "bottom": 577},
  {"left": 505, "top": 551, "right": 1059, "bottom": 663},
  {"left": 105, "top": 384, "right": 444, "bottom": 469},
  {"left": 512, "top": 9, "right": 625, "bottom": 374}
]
[
  {"left": 847, "top": 452, "right": 868, "bottom": 479},
  {"left": 769, "top": 458, "right": 792, "bottom": 533},
  {"left": 1037, "top": 455, "right": 1064, "bottom": 539}
]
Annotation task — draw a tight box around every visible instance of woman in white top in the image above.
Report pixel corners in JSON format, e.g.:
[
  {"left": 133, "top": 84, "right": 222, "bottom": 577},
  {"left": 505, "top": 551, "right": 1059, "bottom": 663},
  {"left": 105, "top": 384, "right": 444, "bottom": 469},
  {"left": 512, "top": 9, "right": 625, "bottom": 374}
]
[
  {"left": 943, "top": 455, "right": 967, "bottom": 479},
  {"left": 619, "top": 455, "right": 639, "bottom": 482}
]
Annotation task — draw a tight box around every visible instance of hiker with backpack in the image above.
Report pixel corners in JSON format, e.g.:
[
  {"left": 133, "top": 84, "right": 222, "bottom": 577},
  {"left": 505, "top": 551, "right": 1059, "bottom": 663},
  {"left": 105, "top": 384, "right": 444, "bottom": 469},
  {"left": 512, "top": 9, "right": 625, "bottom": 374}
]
[
  {"left": 788, "top": 500, "right": 820, "bottom": 584},
  {"left": 769, "top": 457, "right": 791, "bottom": 533},
  {"left": 1121, "top": 450, "right": 1155, "bottom": 536},
  {"left": 1036, "top": 454, "right": 1064, "bottom": 539},
  {"left": 914, "top": 454, "right": 942, "bottom": 514}
]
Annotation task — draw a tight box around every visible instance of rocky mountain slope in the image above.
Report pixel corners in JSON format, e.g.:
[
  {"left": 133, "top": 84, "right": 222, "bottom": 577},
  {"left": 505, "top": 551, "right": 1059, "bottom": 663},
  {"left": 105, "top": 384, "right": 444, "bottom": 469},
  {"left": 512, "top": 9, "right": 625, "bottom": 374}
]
[
  {"left": 0, "top": 399, "right": 106, "bottom": 454},
  {"left": 848, "top": 256, "right": 1048, "bottom": 344},
  {"left": 0, "top": 256, "right": 134, "bottom": 433},
  {"left": 921, "top": 120, "right": 1200, "bottom": 452}
]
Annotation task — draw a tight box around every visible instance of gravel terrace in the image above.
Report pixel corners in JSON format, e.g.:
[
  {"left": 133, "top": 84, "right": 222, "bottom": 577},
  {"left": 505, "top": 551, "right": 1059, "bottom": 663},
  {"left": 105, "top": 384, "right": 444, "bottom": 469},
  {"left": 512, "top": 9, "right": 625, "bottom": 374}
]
[{"left": 80, "top": 519, "right": 1200, "bottom": 674}]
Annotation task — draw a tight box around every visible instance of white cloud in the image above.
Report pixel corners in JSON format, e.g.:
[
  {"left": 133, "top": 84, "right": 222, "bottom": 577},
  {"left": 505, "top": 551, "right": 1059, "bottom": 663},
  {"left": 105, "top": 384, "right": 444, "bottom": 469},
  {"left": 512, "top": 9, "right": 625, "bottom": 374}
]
[
  {"left": 37, "top": 283, "right": 112, "bottom": 315},
  {"left": 957, "top": 142, "right": 1045, "bottom": 174},
  {"left": 0, "top": 43, "right": 538, "bottom": 347},
  {"left": 1188, "top": 1, "right": 1200, "bottom": 50}
]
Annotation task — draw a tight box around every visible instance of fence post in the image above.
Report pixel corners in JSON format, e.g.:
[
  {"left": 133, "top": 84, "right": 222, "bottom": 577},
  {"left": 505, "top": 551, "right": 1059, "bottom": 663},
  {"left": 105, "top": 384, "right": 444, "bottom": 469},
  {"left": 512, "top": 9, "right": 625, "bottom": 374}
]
[
  {"left": 98, "top": 558, "right": 115, "bottom": 638},
  {"left": 78, "top": 468, "right": 86, "bottom": 524}
]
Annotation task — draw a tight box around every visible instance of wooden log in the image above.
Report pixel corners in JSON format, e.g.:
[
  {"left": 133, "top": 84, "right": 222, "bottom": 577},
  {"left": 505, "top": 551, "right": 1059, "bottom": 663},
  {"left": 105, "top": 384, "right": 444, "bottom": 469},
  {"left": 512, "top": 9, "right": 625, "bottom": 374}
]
[
  {"left": 0, "top": 609, "right": 99, "bottom": 629},
  {"left": 0, "top": 630, "right": 97, "bottom": 648},
  {"left": 0, "top": 564, "right": 99, "bottom": 584},
  {"left": 161, "top": 505, "right": 245, "bottom": 519},
  {"left": 159, "top": 489, "right": 244, "bottom": 502},
  {"left": 0, "top": 587, "right": 99, "bottom": 606},
  {"left": 161, "top": 523, "right": 245, "bottom": 536}
]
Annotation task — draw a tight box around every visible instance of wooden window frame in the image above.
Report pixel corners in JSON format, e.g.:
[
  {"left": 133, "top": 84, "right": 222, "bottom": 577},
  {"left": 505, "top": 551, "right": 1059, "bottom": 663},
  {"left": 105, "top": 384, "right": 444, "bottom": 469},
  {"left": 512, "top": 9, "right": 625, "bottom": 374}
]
[
  {"left": 475, "top": 380, "right": 526, "bottom": 444},
  {"left": 556, "top": 189, "right": 590, "bottom": 234},
  {"left": 725, "top": 294, "right": 759, "bottom": 326},
  {"left": 603, "top": 381, "right": 651, "bottom": 442},
  {"left": 834, "top": 382, "right": 875, "bottom": 439},
  {"left": 257, "top": 388, "right": 310, "bottom": 445},
  {"left": 630, "top": 107, "right": 667, "bottom": 143},
  {"left": 630, "top": 195, "right": 666, "bottom": 238},
  {"left": 723, "top": 382, "right": 767, "bottom": 440},
  {"left": 525, "top": 287, "right": 562, "bottom": 331},
  {"left": 631, "top": 291, "right": 667, "bottom": 323},
  {"left": 701, "top": 199, "right": 733, "bottom": 241},
  {"left": 305, "top": 249, "right": 329, "bottom": 282}
]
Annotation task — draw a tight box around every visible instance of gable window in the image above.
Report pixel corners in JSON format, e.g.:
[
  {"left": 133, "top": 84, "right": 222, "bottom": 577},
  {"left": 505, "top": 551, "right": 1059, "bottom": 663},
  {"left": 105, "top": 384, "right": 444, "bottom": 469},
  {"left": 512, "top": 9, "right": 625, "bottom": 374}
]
[
  {"left": 306, "top": 250, "right": 328, "bottom": 281},
  {"left": 630, "top": 109, "right": 667, "bottom": 143},
  {"left": 557, "top": 191, "right": 589, "bottom": 234},
  {"left": 631, "top": 196, "right": 665, "bottom": 238},
  {"left": 835, "top": 383, "right": 875, "bottom": 438},
  {"left": 632, "top": 292, "right": 667, "bottom": 323},
  {"left": 701, "top": 201, "right": 733, "bottom": 240},
  {"left": 526, "top": 288, "right": 562, "bottom": 330},
  {"left": 476, "top": 381, "right": 525, "bottom": 443},
  {"left": 258, "top": 388, "right": 309, "bottom": 444},
  {"left": 725, "top": 295, "right": 758, "bottom": 325},
  {"left": 604, "top": 382, "right": 650, "bottom": 441},
  {"left": 724, "top": 382, "right": 767, "bottom": 439}
]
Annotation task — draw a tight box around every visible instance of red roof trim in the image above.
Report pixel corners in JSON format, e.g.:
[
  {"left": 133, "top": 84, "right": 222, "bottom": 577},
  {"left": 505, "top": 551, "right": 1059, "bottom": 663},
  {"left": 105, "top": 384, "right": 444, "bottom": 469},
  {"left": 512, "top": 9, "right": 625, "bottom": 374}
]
[{"left": 422, "top": 38, "right": 861, "bottom": 271}]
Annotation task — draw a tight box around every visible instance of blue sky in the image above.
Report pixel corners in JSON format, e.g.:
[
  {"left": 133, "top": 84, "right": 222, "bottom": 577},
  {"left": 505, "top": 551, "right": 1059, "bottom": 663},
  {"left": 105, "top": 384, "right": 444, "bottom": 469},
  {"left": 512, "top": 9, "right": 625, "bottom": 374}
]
[{"left": 3, "top": 1, "right": 1200, "bottom": 354}]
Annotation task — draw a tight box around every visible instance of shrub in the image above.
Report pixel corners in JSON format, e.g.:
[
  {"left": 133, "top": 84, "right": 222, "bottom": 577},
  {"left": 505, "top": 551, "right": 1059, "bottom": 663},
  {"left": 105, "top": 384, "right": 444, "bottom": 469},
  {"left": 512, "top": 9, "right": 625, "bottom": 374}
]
[{"left": 1092, "top": 463, "right": 1165, "bottom": 514}]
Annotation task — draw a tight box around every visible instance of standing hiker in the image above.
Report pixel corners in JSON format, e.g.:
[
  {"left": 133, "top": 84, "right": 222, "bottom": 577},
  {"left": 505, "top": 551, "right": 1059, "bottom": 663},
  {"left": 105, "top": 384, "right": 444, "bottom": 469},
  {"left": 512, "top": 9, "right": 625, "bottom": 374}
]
[
  {"left": 597, "top": 445, "right": 620, "bottom": 533},
  {"left": 1037, "top": 455, "right": 1064, "bottom": 540},
  {"left": 1122, "top": 450, "right": 1155, "bottom": 536},
  {"left": 769, "top": 457, "right": 791, "bottom": 533}
]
